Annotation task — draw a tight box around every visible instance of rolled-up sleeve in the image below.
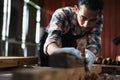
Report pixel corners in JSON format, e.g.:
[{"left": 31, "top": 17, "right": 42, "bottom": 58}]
[
  {"left": 44, "top": 9, "right": 66, "bottom": 54},
  {"left": 44, "top": 29, "right": 62, "bottom": 54}
]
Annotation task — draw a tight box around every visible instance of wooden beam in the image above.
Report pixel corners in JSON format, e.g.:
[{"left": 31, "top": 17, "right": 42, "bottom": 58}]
[{"left": 0, "top": 57, "right": 38, "bottom": 68}]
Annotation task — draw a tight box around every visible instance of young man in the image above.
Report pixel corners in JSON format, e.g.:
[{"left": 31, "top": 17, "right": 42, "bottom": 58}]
[{"left": 40, "top": 0, "right": 103, "bottom": 70}]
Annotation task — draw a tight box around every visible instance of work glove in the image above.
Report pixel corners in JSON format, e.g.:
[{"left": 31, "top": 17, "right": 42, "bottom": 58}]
[
  {"left": 52, "top": 47, "right": 83, "bottom": 59},
  {"left": 85, "top": 49, "right": 96, "bottom": 71}
]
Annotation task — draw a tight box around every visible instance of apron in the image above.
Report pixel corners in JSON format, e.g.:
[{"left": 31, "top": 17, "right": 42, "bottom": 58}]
[{"left": 39, "top": 29, "right": 86, "bottom": 66}]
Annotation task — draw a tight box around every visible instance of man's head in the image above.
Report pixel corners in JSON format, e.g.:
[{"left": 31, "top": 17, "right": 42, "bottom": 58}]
[{"left": 74, "top": 0, "right": 103, "bottom": 32}]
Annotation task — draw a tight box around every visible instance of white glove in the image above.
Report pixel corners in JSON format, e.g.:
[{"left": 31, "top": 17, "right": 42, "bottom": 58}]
[
  {"left": 85, "top": 49, "right": 96, "bottom": 71},
  {"left": 52, "top": 47, "right": 83, "bottom": 59}
]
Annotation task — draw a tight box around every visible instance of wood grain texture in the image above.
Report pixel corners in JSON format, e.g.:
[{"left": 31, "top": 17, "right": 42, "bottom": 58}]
[{"left": 0, "top": 57, "right": 38, "bottom": 68}]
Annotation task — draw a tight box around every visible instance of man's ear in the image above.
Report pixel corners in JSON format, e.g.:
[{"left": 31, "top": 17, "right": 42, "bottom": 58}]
[{"left": 74, "top": 5, "right": 79, "bottom": 14}]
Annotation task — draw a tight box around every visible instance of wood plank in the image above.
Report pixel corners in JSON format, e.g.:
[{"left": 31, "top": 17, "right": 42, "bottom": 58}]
[
  {"left": 0, "top": 57, "right": 38, "bottom": 68},
  {"left": 1, "top": 64, "right": 120, "bottom": 80},
  {"left": 12, "top": 67, "right": 85, "bottom": 80},
  {"left": 49, "top": 52, "right": 85, "bottom": 68}
]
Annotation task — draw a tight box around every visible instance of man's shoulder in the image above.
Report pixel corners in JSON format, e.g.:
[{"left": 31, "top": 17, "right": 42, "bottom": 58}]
[
  {"left": 57, "top": 6, "right": 74, "bottom": 10},
  {"left": 55, "top": 6, "right": 74, "bottom": 13}
]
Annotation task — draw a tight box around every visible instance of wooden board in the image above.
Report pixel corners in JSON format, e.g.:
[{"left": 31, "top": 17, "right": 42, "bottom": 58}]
[
  {"left": 49, "top": 52, "right": 85, "bottom": 68},
  {"left": 12, "top": 66, "right": 120, "bottom": 80},
  {"left": 12, "top": 67, "right": 86, "bottom": 80},
  {"left": 0, "top": 57, "right": 38, "bottom": 68},
  {"left": 0, "top": 64, "right": 120, "bottom": 80}
]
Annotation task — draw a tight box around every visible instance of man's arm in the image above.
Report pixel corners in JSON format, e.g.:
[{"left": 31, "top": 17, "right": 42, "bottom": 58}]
[
  {"left": 87, "top": 31, "right": 102, "bottom": 56},
  {"left": 87, "top": 16, "right": 103, "bottom": 55},
  {"left": 47, "top": 43, "right": 60, "bottom": 55},
  {"left": 87, "top": 47, "right": 97, "bottom": 55},
  {"left": 43, "top": 7, "right": 70, "bottom": 55}
]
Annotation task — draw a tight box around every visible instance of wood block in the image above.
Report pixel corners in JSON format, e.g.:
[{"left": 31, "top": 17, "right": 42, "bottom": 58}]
[
  {"left": 11, "top": 52, "right": 86, "bottom": 80},
  {"left": 49, "top": 52, "right": 85, "bottom": 68},
  {"left": 12, "top": 67, "right": 85, "bottom": 80},
  {"left": 3, "top": 66, "right": 120, "bottom": 80},
  {"left": 0, "top": 57, "right": 38, "bottom": 68},
  {"left": 13, "top": 65, "right": 117, "bottom": 80}
]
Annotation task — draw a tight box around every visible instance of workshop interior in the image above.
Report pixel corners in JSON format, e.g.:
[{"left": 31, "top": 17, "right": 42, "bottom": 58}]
[{"left": 0, "top": 0, "right": 120, "bottom": 80}]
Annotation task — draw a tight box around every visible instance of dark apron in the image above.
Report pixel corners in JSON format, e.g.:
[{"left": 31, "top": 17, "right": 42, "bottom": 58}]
[{"left": 39, "top": 30, "right": 85, "bottom": 66}]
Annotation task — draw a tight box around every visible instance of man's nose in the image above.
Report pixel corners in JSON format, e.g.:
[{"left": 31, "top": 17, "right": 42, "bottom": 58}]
[{"left": 83, "top": 21, "right": 89, "bottom": 28}]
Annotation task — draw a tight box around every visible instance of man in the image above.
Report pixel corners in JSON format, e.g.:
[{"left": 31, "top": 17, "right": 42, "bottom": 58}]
[{"left": 40, "top": 0, "right": 103, "bottom": 70}]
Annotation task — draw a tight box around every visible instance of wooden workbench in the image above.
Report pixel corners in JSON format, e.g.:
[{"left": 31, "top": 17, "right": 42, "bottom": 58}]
[{"left": 0, "top": 56, "right": 38, "bottom": 68}]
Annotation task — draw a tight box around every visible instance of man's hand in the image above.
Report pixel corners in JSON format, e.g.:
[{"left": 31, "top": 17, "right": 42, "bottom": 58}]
[
  {"left": 85, "top": 49, "right": 96, "bottom": 71},
  {"left": 52, "top": 47, "right": 83, "bottom": 59}
]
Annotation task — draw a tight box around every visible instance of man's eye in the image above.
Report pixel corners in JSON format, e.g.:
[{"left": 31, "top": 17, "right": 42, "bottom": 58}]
[{"left": 80, "top": 16, "right": 87, "bottom": 21}]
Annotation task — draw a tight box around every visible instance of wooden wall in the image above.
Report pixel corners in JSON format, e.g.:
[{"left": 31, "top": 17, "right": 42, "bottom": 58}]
[
  {"left": 102, "top": 0, "right": 120, "bottom": 59},
  {"left": 41, "top": 0, "right": 77, "bottom": 27},
  {"left": 41, "top": 0, "right": 120, "bottom": 59}
]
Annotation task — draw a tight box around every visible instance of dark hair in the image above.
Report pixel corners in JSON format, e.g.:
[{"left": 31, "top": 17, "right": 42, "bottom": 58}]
[{"left": 78, "top": 0, "right": 104, "bottom": 11}]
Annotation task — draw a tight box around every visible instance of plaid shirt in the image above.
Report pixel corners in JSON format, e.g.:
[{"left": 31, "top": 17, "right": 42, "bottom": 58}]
[{"left": 44, "top": 7, "right": 103, "bottom": 54}]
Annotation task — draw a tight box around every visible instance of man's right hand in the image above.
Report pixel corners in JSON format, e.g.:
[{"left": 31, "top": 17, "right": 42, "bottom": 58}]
[{"left": 52, "top": 47, "right": 83, "bottom": 59}]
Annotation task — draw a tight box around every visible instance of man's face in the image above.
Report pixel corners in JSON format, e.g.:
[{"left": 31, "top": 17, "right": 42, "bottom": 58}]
[{"left": 75, "top": 5, "right": 99, "bottom": 32}]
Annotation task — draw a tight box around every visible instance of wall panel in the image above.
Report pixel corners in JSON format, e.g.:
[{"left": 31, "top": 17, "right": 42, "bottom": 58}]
[{"left": 102, "top": 0, "right": 120, "bottom": 59}]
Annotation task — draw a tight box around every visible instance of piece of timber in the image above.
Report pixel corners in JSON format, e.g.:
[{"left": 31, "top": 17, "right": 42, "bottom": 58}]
[
  {"left": 13, "top": 65, "right": 119, "bottom": 80},
  {"left": 11, "top": 53, "right": 102, "bottom": 80},
  {"left": 49, "top": 52, "right": 85, "bottom": 68},
  {"left": 12, "top": 67, "right": 86, "bottom": 80},
  {"left": 3, "top": 65, "right": 120, "bottom": 80},
  {"left": 0, "top": 57, "right": 38, "bottom": 68},
  {"left": 12, "top": 53, "right": 86, "bottom": 80}
]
